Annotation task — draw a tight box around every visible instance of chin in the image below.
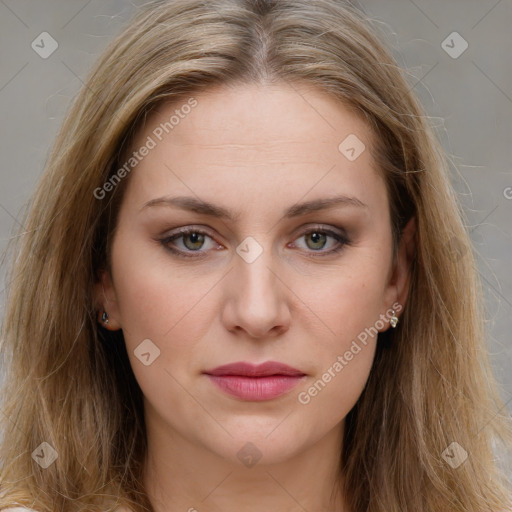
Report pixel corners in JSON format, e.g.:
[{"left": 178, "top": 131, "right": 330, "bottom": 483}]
[{"left": 202, "top": 422, "right": 312, "bottom": 467}]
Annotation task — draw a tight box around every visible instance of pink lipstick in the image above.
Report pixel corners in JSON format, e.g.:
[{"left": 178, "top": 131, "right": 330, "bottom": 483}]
[{"left": 203, "top": 361, "right": 306, "bottom": 401}]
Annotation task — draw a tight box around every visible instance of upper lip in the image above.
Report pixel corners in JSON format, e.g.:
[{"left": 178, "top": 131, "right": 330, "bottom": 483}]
[{"left": 204, "top": 361, "right": 305, "bottom": 377}]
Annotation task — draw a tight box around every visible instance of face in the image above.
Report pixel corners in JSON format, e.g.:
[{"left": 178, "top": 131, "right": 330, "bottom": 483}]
[{"left": 96, "top": 81, "right": 412, "bottom": 467}]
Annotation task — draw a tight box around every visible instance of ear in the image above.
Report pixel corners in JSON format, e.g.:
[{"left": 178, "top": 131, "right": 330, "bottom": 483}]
[
  {"left": 93, "top": 269, "right": 122, "bottom": 330},
  {"left": 378, "top": 217, "right": 416, "bottom": 332}
]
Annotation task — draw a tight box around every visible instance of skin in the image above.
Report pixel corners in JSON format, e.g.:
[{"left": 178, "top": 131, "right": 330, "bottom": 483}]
[{"left": 95, "top": 81, "right": 415, "bottom": 512}]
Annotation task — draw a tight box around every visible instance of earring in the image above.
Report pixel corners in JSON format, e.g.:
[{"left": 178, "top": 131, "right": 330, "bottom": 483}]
[
  {"left": 390, "top": 309, "right": 399, "bottom": 328},
  {"left": 100, "top": 310, "right": 109, "bottom": 326}
]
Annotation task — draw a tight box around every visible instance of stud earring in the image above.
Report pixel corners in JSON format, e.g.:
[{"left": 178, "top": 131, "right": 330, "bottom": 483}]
[
  {"left": 100, "top": 310, "right": 109, "bottom": 326},
  {"left": 390, "top": 309, "right": 399, "bottom": 328}
]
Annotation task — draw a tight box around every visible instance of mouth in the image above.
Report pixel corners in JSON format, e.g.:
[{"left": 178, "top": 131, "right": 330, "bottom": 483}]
[{"left": 203, "top": 361, "right": 306, "bottom": 401}]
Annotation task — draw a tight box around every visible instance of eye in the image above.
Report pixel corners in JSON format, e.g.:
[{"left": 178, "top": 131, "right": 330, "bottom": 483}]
[
  {"left": 290, "top": 226, "right": 349, "bottom": 257},
  {"left": 160, "top": 228, "right": 219, "bottom": 258}
]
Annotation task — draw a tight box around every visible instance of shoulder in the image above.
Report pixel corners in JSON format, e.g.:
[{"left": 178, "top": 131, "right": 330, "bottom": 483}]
[
  {"left": 1, "top": 508, "right": 40, "bottom": 512},
  {"left": 2, "top": 508, "right": 132, "bottom": 512},
  {"left": 1, "top": 509, "right": 39, "bottom": 512}
]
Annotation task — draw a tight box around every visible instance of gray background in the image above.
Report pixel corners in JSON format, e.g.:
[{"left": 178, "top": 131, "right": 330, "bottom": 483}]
[{"left": 0, "top": 0, "right": 511, "bottom": 471}]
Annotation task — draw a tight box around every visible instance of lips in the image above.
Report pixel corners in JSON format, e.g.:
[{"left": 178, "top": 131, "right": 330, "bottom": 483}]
[
  {"left": 204, "top": 361, "right": 305, "bottom": 377},
  {"left": 203, "top": 361, "right": 306, "bottom": 401}
]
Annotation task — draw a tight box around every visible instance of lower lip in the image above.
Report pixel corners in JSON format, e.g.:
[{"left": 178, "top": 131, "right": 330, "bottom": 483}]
[{"left": 206, "top": 374, "right": 305, "bottom": 401}]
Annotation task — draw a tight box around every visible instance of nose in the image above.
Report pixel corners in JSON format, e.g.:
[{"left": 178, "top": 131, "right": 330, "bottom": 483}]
[{"left": 221, "top": 241, "right": 291, "bottom": 339}]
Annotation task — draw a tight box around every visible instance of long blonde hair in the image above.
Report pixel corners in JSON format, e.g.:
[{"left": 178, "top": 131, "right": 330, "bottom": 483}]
[{"left": 1, "top": 1, "right": 510, "bottom": 510}]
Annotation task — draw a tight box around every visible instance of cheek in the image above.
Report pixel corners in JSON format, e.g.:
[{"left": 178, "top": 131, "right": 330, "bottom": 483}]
[
  {"left": 291, "top": 251, "right": 389, "bottom": 348},
  {"left": 290, "top": 254, "right": 388, "bottom": 418},
  {"left": 110, "top": 236, "right": 230, "bottom": 395},
  {"left": 110, "top": 247, "right": 216, "bottom": 410},
  {"left": 295, "top": 343, "right": 376, "bottom": 440},
  {"left": 111, "top": 229, "right": 210, "bottom": 338}
]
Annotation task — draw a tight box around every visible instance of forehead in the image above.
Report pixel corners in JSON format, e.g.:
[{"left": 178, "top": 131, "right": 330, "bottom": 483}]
[
  {"left": 121, "top": 81, "right": 386, "bottom": 218},
  {"left": 145, "top": 81, "right": 373, "bottom": 150}
]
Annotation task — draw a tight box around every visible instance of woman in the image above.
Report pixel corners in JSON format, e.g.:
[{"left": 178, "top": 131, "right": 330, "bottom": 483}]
[{"left": 0, "top": 0, "right": 510, "bottom": 511}]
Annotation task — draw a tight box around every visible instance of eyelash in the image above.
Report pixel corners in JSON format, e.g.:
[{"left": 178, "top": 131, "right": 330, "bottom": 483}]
[{"left": 159, "top": 225, "right": 350, "bottom": 259}]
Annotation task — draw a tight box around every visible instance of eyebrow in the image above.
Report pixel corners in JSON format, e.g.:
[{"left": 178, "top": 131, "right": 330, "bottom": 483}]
[{"left": 141, "top": 194, "right": 367, "bottom": 221}]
